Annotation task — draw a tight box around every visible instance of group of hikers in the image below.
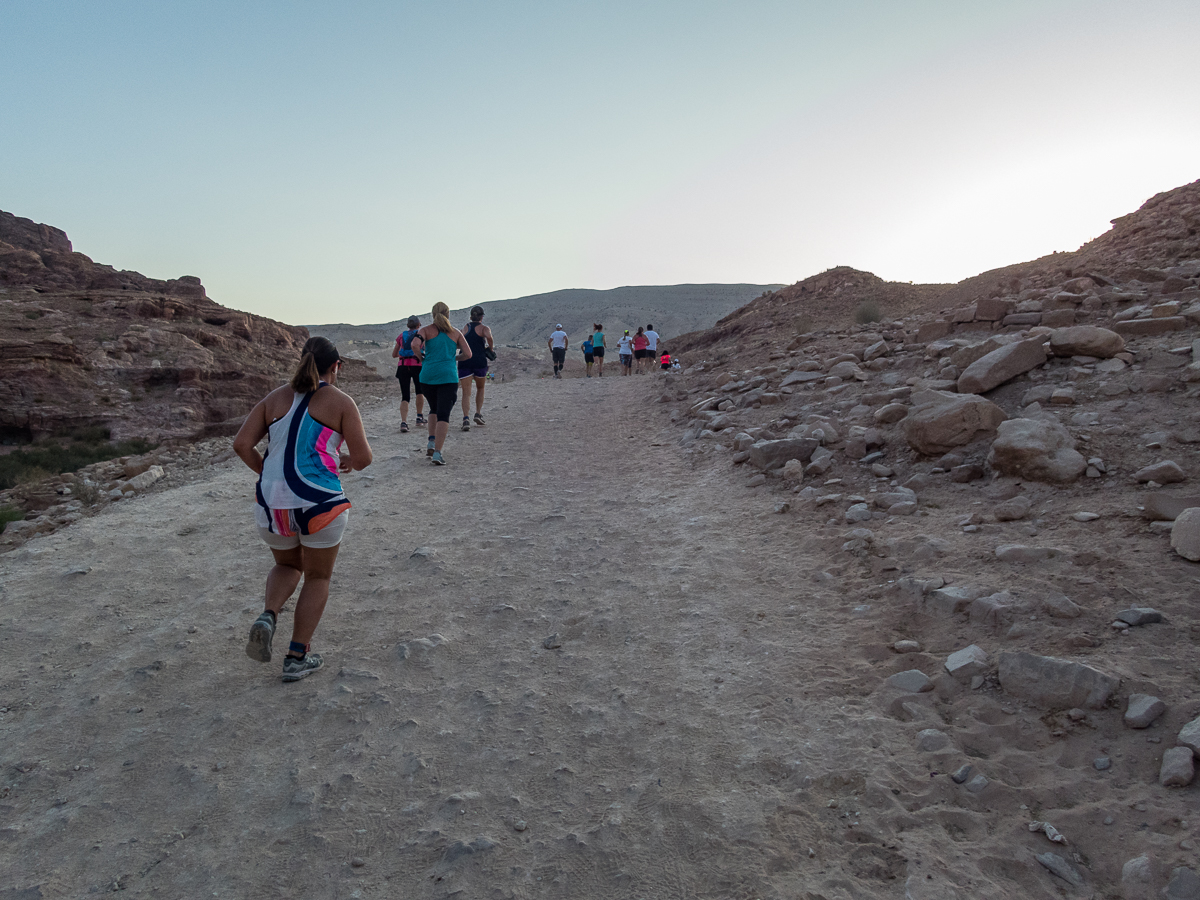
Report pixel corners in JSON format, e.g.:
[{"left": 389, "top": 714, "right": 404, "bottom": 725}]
[
  {"left": 548, "top": 322, "right": 679, "bottom": 378},
  {"left": 231, "top": 304, "right": 682, "bottom": 683}
]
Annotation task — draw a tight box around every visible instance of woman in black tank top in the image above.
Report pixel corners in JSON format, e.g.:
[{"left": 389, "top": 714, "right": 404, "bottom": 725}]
[{"left": 458, "top": 306, "right": 494, "bottom": 429}]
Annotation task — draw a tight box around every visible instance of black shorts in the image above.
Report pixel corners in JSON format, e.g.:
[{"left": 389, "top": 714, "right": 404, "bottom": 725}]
[
  {"left": 583, "top": 352, "right": 594, "bottom": 364},
  {"left": 552, "top": 347, "right": 566, "bottom": 365},
  {"left": 395, "top": 365, "right": 423, "bottom": 402},
  {"left": 634, "top": 349, "right": 649, "bottom": 360},
  {"left": 421, "top": 382, "right": 459, "bottom": 420},
  {"left": 592, "top": 347, "right": 605, "bottom": 358}
]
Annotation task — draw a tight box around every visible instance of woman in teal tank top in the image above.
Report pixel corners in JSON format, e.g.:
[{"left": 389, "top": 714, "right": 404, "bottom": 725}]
[{"left": 417, "top": 302, "right": 473, "bottom": 465}]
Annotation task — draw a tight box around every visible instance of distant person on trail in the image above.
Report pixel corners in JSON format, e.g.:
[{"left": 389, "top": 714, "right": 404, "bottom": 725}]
[
  {"left": 581, "top": 333, "right": 594, "bottom": 377},
  {"left": 660, "top": 350, "right": 671, "bottom": 370},
  {"left": 591, "top": 324, "right": 606, "bottom": 377},
  {"left": 234, "top": 336, "right": 373, "bottom": 682},
  {"left": 645, "top": 324, "right": 659, "bottom": 362},
  {"left": 418, "top": 302, "right": 473, "bottom": 465},
  {"left": 632, "top": 326, "right": 649, "bottom": 374},
  {"left": 617, "top": 330, "right": 634, "bottom": 375},
  {"left": 391, "top": 315, "right": 425, "bottom": 433},
  {"left": 459, "top": 306, "right": 493, "bottom": 430},
  {"left": 548, "top": 324, "right": 568, "bottom": 378}
]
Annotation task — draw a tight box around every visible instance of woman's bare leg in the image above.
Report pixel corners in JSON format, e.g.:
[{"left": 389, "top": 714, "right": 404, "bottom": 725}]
[
  {"left": 289, "top": 544, "right": 340, "bottom": 651},
  {"left": 473, "top": 376, "right": 486, "bottom": 414},
  {"left": 265, "top": 547, "right": 303, "bottom": 614}
]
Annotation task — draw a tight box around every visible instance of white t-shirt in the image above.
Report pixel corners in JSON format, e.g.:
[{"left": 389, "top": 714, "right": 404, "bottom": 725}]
[
  {"left": 645, "top": 330, "right": 659, "bottom": 350},
  {"left": 617, "top": 335, "right": 633, "bottom": 354},
  {"left": 550, "top": 329, "right": 568, "bottom": 349}
]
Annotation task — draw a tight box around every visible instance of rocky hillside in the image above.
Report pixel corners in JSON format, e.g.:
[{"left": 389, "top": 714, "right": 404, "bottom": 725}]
[
  {"left": 0, "top": 209, "right": 380, "bottom": 445},
  {"left": 655, "top": 178, "right": 1200, "bottom": 895}
]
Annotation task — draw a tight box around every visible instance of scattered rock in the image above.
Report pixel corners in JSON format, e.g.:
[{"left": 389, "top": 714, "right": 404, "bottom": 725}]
[
  {"left": 964, "top": 774, "right": 989, "bottom": 794},
  {"left": 1124, "top": 694, "right": 1166, "bottom": 729},
  {"left": 1164, "top": 867, "right": 1200, "bottom": 900},
  {"left": 1041, "top": 591, "right": 1083, "bottom": 618},
  {"left": 1071, "top": 511, "right": 1100, "bottom": 522},
  {"left": 874, "top": 403, "right": 908, "bottom": 425},
  {"left": 1115, "top": 607, "right": 1163, "bottom": 626},
  {"left": 922, "top": 584, "right": 990, "bottom": 616},
  {"left": 1134, "top": 460, "right": 1186, "bottom": 484},
  {"left": 748, "top": 438, "right": 818, "bottom": 470},
  {"left": 1171, "top": 508, "right": 1200, "bottom": 560},
  {"left": 542, "top": 633, "right": 562, "bottom": 650},
  {"left": 994, "top": 495, "right": 1032, "bottom": 521},
  {"left": 892, "top": 640, "right": 922, "bottom": 653},
  {"left": 1159, "top": 746, "right": 1195, "bottom": 787},
  {"left": 995, "top": 544, "right": 1065, "bottom": 563},
  {"left": 998, "top": 651, "right": 1119, "bottom": 709},
  {"left": 950, "top": 764, "right": 973, "bottom": 784},
  {"left": 902, "top": 390, "right": 1007, "bottom": 455},
  {"left": 1049, "top": 325, "right": 1125, "bottom": 358},
  {"left": 944, "top": 644, "right": 989, "bottom": 681},
  {"left": 844, "top": 503, "right": 872, "bottom": 524},
  {"left": 1142, "top": 494, "right": 1200, "bottom": 521},
  {"left": 958, "top": 338, "right": 1048, "bottom": 394},
  {"left": 1094, "top": 757, "right": 1111, "bottom": 771},
  {"left": 916, "top": 729, "right": 949, "bottom": 751},
  {"left": 887, "top": 669, "right": 933, "bottom": 692},
  {"left": 989, "top": 418, "right": 1087, "bottom": 483},
  {"left": 1177, "top": 715, "right": 1200, "bottom": 755},
  {"left": 1036, "top": 852, "right": 1083, "bottom": 887}
]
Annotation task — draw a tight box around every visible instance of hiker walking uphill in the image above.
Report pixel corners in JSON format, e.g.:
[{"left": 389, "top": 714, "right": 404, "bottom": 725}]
[
  {"left": 548, "top": 324, "right": 568, "bottom": 378},
  {"left": 459, "top": 306, "right": 493, "bottom": 431},
  {"left": 617, "top": 330, "right": 634, "bottom": 375},
  {"left": 392, "top": 316, "right": 425, "bottom": 433},
  {"left": 590, "top": 324, "right": 606, "bottom": 376},
  {"left": 233, "top": 336, "right": 373, "bottom": 682},
  {"left": 417, "top": 302, "right": 473, "bottom": 466}
]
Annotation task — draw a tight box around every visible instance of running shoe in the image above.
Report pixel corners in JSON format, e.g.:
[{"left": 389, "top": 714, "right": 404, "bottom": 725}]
[
  {"left": 427, "top": 436, "right": 436, "bottom": 457},
  {"left": 400, "top": 421, "right": 409, "bottom": 433},
  {"left": 461, "top": 416, "right": 470, "bottom": 432},
  {"left": 431, "top": 450, "right": 445, "bottom": 466},
  {"left": 415, "top": 414, "right": 426, "bottom": 425},
  {"left": 282, "top": 652, "right": 324, "bottom": 682},
  {"left": 245, "top": 612, "right": 275, "bottom": 663},
  {"left": 473, "top": 413, "right": 486, "bottom": 426}
]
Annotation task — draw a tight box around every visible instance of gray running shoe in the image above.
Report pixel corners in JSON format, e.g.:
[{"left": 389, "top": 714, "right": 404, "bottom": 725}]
[
  {"left": 282, "top": 652, "right": 324, "bottom": 682},
  {"left": 427, "top": 436, "right": 436, "bottom": 457},
  {"left": 473, "top": 413, "right": 486, "bottom": 426},
  {"left": 431, "top": 450, "right": 445, "bottom": 466},
  {"left": 245, "top": 612, "right": 275, "bottom": 663},
  {"left": 461, "top": 416, "right": 470, "bottom": 431}
]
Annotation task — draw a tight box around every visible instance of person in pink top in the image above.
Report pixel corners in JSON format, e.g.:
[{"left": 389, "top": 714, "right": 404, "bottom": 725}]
[{"left": 632, "top": 327, "right": 650, "bottom": 374}]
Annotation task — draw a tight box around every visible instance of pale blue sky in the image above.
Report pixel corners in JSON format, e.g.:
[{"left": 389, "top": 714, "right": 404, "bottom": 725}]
[{"left": 2, "top": 1, "right": 1197, "bottom": 324}]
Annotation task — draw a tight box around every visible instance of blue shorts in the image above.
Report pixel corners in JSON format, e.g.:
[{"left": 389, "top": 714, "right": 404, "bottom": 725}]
[{"left": 458, "top": 364, "right": 488, "bottom": 379}]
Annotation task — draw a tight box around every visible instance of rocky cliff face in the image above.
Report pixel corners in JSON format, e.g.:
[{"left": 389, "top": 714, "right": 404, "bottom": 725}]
[{"left": 0, "top": 210, "right": 379, "bottom": 443}]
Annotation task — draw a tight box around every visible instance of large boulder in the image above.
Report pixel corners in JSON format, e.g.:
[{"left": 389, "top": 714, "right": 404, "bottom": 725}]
[
  {"left": 748, "top": 438, "right": 818, "bottom": 471},
  {"left": 1049, "top": 326, "right": 1125, "bottom": 358},
  {"left": 902, "top": 390, "right": 1007, "bottom": 455},
  {"left": 988, "top": 418, "right": 1087, "bottom": 483},
  {"left": 957, "top": 338, "right": 1048, "bottom": 394},
  {"left": 998, "top": 651, "right": 1119, "bottom": 709}
]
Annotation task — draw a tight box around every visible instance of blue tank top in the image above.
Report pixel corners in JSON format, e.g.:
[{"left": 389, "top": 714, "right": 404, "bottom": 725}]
[{"left": 420, "top": 331, "right": 459, "bottom": 384}]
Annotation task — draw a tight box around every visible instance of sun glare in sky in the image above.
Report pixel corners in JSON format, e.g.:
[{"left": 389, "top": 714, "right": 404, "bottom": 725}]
[{"left": 2, "top": 1, "right": 1197, "bottom": 324}]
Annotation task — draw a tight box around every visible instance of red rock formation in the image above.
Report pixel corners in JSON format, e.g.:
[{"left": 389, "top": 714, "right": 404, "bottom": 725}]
[{"left": 0, "top": 210, "right": 380, "bottom": 443}]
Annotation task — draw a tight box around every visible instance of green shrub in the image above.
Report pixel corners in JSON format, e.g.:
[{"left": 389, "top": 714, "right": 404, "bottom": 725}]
[
  {"left": 0, "top": 505, "right": 24, "bottom": 528},
  {"left": 854, "top": 301, "right": 883, "bottom": 324},
  {"left": 0, "top": 435, "right": 156, "bottom": 490}
]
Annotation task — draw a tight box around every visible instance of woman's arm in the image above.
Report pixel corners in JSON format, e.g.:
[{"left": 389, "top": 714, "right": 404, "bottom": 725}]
[
  {"left": 454, "top": 328, "right": 473, "bottom": 361},
  {"left": 337, "top": 396, "right": 373, "bottom": 472},
  {"left": 232, "top": 398, "right": 271, "bottom": 475},
  {"left": 483, "top": 325, "right": 494, "bottom": 349}
]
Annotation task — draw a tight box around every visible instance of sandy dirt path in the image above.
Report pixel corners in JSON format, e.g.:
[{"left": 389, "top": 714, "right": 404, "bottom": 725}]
[{"left": 2, "top": 375, "right": 1017, "bottom": 899}]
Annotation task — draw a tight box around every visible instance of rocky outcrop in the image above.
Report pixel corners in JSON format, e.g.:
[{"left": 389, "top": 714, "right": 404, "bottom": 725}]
[{"left": 0, "top": 210, "right": 380, "bottom": 443}]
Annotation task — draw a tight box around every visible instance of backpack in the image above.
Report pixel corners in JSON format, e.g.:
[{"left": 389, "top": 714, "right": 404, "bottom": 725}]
[{"left": 397, "top": 329, "right": 419, "bottom": 358}]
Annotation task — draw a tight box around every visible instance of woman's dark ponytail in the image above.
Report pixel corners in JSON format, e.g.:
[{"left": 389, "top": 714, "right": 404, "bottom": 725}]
[{"left": 291, "top": 336, "right": 340, "bottom": 393}]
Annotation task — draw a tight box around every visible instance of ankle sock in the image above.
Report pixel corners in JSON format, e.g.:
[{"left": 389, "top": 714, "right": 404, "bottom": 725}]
[{"left": 288, "top": 640, "right": 307, "bottom": 659}]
